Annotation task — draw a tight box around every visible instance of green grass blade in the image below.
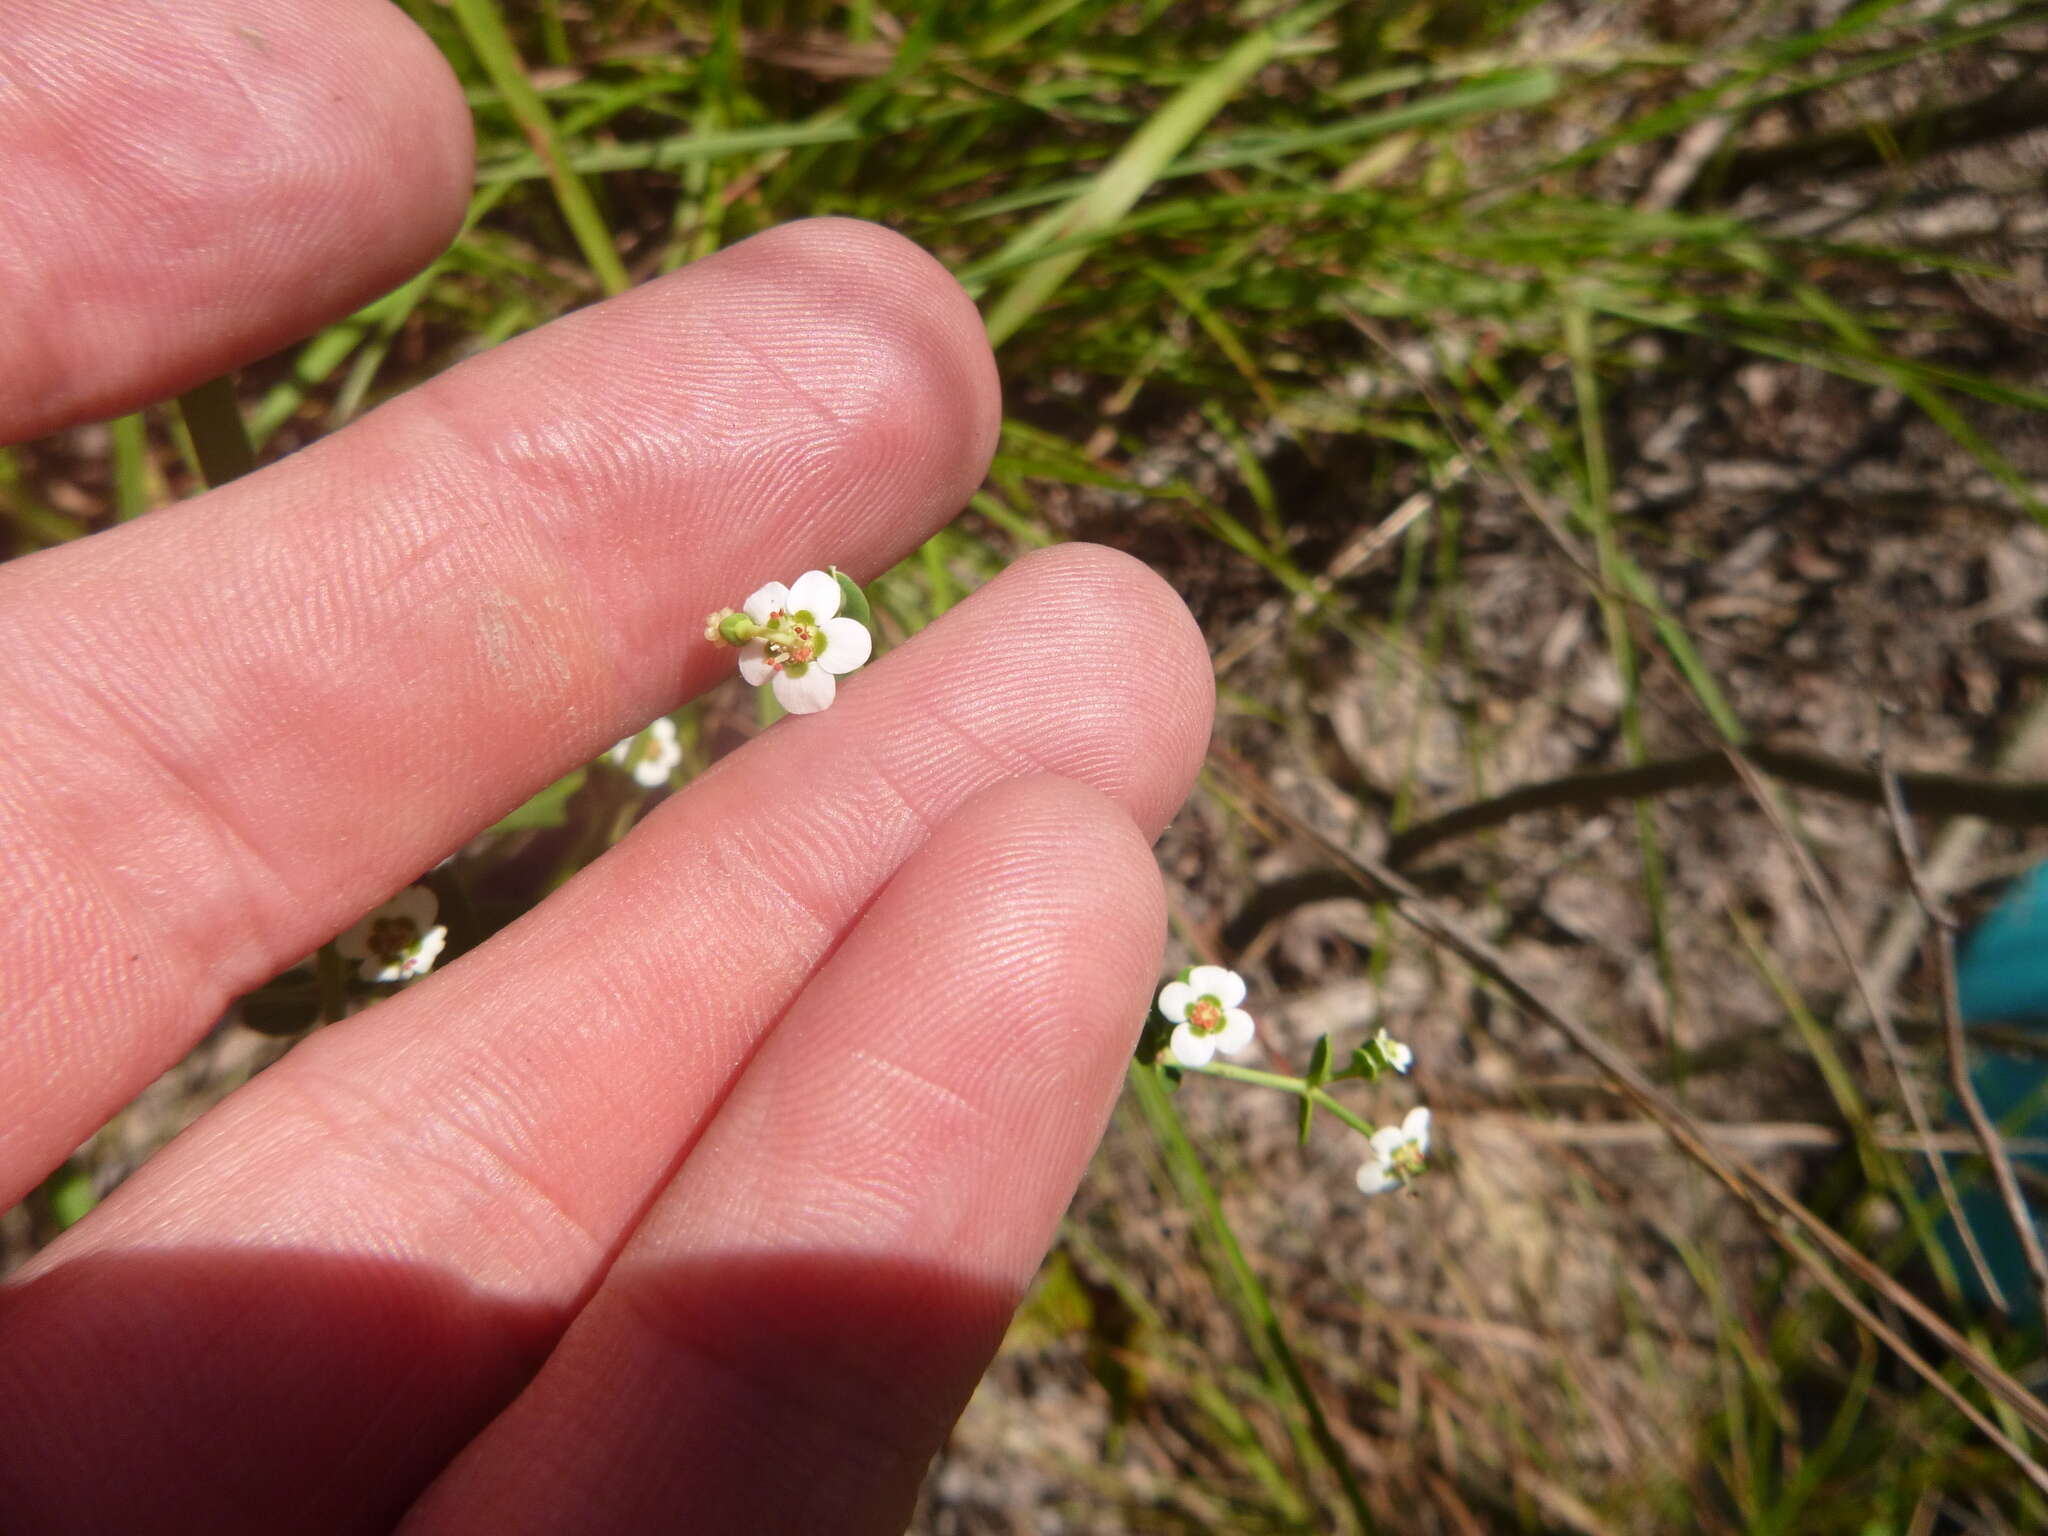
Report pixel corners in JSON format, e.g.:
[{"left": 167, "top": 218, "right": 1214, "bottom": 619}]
[
  {"left": 1130, "top": 1063, "right": 1379, "bottom": 1534},
  {"left": 175, "top": 374, "right": 256, "bottom": 490},
  {"left": 982, "top": 26, "right": 1282, "bottom": 346},
  {"left": 109, "top": 412, "right": 151, "bottom": 520},
  {"left": 450, "top": 0, "right": 630, "bottom": 296}
]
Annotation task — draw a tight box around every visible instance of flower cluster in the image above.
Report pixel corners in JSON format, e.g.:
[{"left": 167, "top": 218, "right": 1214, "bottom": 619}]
[
  {"left": 705, "top": 569, "right": 872, "bottom": 716},
  {"left": 607, "top": 715, "right": 682, "bottom": 788},
  {"left": 1153, "top": 965, "right": 1433, "bottom": 1197},
  {"left": 335, "top": 885, "right": 447, "bottom": 983}
]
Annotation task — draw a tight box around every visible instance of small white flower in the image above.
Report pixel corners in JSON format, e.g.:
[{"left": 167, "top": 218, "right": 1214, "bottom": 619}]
[
  {"left": 1374, "top": 1028, "right": 1413, "bottom": 1074},
  {"left": 733, "top": 570, "right": 872, "bottom": 715},
  {"left": 606, "top": 715, "right": 682, "bottom": 788},
  {"left": 335, "top": 886, "right": 448, "bottom": 983},
  {"left": 1357, "top": 1106, "right": 1432, "bottom": 1195},
  {"left": 1159, "top": 964, "right": 1256, "bottom": 1068}
]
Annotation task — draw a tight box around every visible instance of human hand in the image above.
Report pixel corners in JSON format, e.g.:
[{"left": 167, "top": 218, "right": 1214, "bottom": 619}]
[{"left": 0, "top": 4, "right": 1213, "bottom": 1531}]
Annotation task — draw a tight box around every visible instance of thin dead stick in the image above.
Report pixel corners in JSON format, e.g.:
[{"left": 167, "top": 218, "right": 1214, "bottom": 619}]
[
  {"left": 1855, "top": 690, "right": 2048, "bottom": 1028},
  {"left": 1723, "top": 748, "right": 2004, "bottom": 1307},
  {"left": 1212, "top": 486, "right": 1434, "bottom": 675},
  {"left": 1213, "top": 367, "right": 1551, "bottom": 676},
  {"left": 1488, "top": 1115, "right": 2048, "bottom": 1157},
  {"left": 1209, "top": 747, "right": 2048, "bottom": 1474},
  {"left": 1341, "top": 307, "right": 1597, "bottom": 576},
  {"left": 1877, "top": 739, "right": 2048, "bottom": 1319},
  {"left": 1384, "top": 746, "right": 2048, "bottom": 866}
]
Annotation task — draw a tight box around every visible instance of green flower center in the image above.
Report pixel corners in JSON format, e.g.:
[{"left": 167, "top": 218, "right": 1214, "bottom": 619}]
[
  {"left": 760, "top": 609, "right": 827, "bottom": 674},
  {"left": 1187, "top": 996, "right": 1226, "bottom": 1035}
]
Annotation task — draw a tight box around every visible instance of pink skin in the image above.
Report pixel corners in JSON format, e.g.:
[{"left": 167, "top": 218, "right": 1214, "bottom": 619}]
[
  {"left": 0, "top": 5, "right": 1215, "bottom": 1532},
  {"left": 0, "top": 0, "right": 474, "bottom": 438}
]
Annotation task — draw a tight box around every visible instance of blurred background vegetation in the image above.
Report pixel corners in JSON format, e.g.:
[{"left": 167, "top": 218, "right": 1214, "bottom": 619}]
[{"left": 7, "top": 0, "right": 2048, "bottom": 1529}]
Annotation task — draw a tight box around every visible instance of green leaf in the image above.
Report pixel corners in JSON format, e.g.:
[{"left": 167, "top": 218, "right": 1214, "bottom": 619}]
[
  {"left": 1297, "top": 1092, "right": 1315, "bottom": 1148},
  {"left": 43, "top": 1159, "right": 98, "bottom": 1230},
  {"left": 1305, "top": 1033, "right": 1332, "bottom": 1088},
  {"left": 830, "top": 567, "right": 873, "bottom": 629},
  {"left": 490, "top": 768, "right": 587, "bottom": 833}
]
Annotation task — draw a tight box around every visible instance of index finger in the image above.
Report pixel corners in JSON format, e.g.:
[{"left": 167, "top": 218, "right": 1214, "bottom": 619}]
[
  {"left": 0, "top": 0, "right": 472, "bottom": 440},
  {"left": 0, "top": 217, "right": 1000, "bottom": 1207}
]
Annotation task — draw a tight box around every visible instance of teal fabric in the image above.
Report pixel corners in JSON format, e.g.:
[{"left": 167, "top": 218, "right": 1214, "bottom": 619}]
[
  {"left": 1945, "top": 863, "right": 2048, "bottom": 1315},
  {"left": 1958, "top": 864, "right": 2048, "bottom": 1026}
]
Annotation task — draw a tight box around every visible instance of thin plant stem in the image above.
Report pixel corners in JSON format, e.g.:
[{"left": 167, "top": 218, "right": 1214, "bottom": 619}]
[
  {"left": 315, "top": 944, "right": 346, "bottom": 1027},
  {"left": 1129, "top": 1064, "right": 1380, "bottom": 1534},
  {"left": 1189, "top": 1061, "right": 1382, "bottom": 1140},
  {"left": 1877, "top": 735, "right": 2048, "bottom": 1318},
  {"left": 175, "top": 375, "right": 256, "bottom": 489},
  {"left": 1724, "top": 747, "right": 2000, "bottom": 1308}
]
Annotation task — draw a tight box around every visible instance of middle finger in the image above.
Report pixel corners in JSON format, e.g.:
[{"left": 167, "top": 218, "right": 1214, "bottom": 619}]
[{"left": 0, "top": 545, "right": 1214, "bottom": 1533}]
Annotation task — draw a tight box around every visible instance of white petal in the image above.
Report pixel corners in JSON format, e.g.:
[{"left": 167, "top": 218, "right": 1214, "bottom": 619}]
[
  {"left": 1356, "top": 1159, "right": 1399, "bottom": 1196},
  {"left": 391, "top": 885, "right": 438, "bottom": 927},
  {"left": 1369, "top": 1124, "right": 1409, "bottom": 1159},
  {"left": 604, "top": 735, "right": 634, "bottom": 766},
  {"left": 632, "top": 723, "right": 683, "bottom": 787},
  {"left": 772, "top": 666, "right": 836, "bottom": 715},
  {"left": 816, "top": 616, "right": 872, "bottom": 674},
  {"left": 1185, "top": 964, "right": 1243, "bottom": 1006},
  {"left": 1167, "top": 1022, "right": 1216, "bottom": 1068},
  {"left": 787, "top": 569, "right": 841, "bottom": 619},
  {"left": 1156, "top": 980, "right": 1195, "bottom": 1022},
  {"left": 736, "top": 641, "right": 774, "bottom": 686},
  {"left": 400, "top": 926, "right": 449, "bottom": 979},
  {"left": 742, "top": 581, "right": 791, "bottom": 623},
  {"left": 1403, "top": 1106, "right": 1432, "bottom": 1154},
  {"left": 1216, "top": 1008, "right": 1256, "bottom": 1055}
]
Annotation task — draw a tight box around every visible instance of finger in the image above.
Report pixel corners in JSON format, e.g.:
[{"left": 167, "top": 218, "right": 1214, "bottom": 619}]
[
  {"left": 0, "top": 0, "right": 473, "bottom": 441},
  {"left": 0, "top": 216, "right": 999, "bottom": 1204},
  {"left": 402, "top": 775, "right": 1164, "bottom": 1535},
  {"left": 0, "top": 546, "right": 1212, "bottom": 1534}
]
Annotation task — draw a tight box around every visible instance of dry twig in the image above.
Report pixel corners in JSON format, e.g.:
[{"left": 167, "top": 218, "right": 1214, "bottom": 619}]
[
  {"left": 1876, "top": 734, "right": 2048, "bottom": 1319},
  {"left": 1723, "top": 748, "right": 2004, "bottom": 1307}
]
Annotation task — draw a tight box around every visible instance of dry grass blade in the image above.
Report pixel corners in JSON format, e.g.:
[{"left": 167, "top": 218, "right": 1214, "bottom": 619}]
[
  {"left": 1856, "top": 693, "right": 2048, "bottom": 1029},
  {"left": 1876, "top": 736, "right": 2048, "bottom": 1319},
  {"left": 1722, "top": 747, "right": 2005, "bottom": 1308},
  {"left": 1209, "top": 747, "right": 2048, "bottom": 1485}
]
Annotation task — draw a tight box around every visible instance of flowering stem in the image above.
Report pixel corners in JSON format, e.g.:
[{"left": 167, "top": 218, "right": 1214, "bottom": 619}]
[
  {"left": 1188, "top": 1061, "right": 1379, "bottom": 1139},
  {"left": 315, "top": 942, "right": 346, "bottom": 1025},
  {"left": 1129, "top": 1065, "right": 1379, "bottom": 1534}
]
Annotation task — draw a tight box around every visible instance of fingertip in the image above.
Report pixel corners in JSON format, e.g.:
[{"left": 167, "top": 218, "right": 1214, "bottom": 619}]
[
  {"left": 980, "top": 543, "right": 1218, "bottom": 836},
  {"left": 0, "top": 0, "right": 477, "bottom": 437},
  {"left": 333, "top": 0, "right": 476, "bottom": 273},
  {"left": 923, "top": 772, "right": 1168, "bottom": 1098},
  {"left": 690, "top": 218, "right": 1004, "bottom": 557}
]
